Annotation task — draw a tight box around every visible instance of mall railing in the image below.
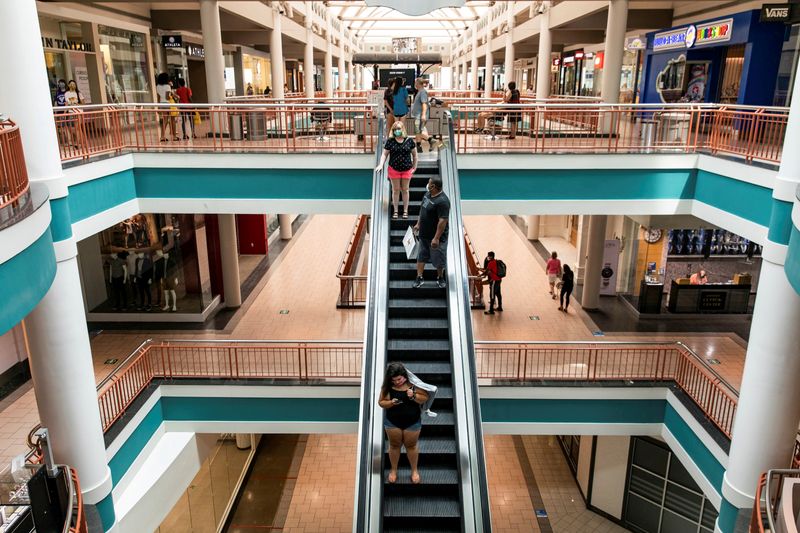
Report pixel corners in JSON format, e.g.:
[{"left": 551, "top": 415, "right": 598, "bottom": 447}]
[
  {"left": 336, "top": 214, "right": 369, "bottom": 308},
  {"left": 450, "top": 103, "right": 789, "bottom": 165},
  {"left": 52, "top": 103, "right": 377, "bottom": 161},
  {"left": 751, "top": 469, "right": 800, "bottom": 533},
  {"left": 474, "top": 340, "right": 739, "bottom": 438},
  {"left": 94, "top": 339, "right": 362, "bottom": 431},
  {"left": 464, "top": 229, "right": 486, "bottom": 309},
  {"left": 0, "top": 118, "right": 31, "bottom": 217}
]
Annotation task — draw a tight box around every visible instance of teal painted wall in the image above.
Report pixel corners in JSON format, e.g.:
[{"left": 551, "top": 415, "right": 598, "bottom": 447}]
[
  {"left": 662, "top": 403, "right": 725, "bottom": 495},
  {"left": 95, "top": 492, "right": 116, "bottom": 532},
  {"left": 48, "top": 198, "right": 73, "bottom": 242},
  {"left": 786, "top": 224, "right": 800, "bottom": 295},
  {"left": 108, "top": 399, "right": 164, "bottom": 484},
  {"left": 694, "top": 170, "right": 773, "bottom": 227},
  {"left": 134, "top": 168, "right": 372, "bottom": 200},
  {"left": 67, "top": 169, "right": 136, "bottom": 222},
  {"left": 480, "top": 398, "right": 666, "bottom": 423},
  {"left": 460, "top": 169, "right": 697, "bottom": 201},
  {"left": 767, "top": 198, "right": 793, "bottom": 245},
  {"left": 0, "top": 228, "right": 55, "bottom": 335}
]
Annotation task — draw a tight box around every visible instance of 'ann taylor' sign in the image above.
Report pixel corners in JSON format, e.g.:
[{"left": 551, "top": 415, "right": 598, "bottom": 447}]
[
  {"left": 41, "top": 37, "right": 93, "bottom": 52},
  {"left": 761, "top": 4, "right": 791, "bottom": 22}
]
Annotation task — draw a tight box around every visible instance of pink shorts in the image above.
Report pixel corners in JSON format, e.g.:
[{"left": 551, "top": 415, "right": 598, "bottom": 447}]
[{"left": 388, "top": 167, "right": 414, "bottom": 180}]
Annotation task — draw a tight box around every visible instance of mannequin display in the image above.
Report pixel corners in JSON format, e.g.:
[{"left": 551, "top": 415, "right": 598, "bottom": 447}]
[
  {"left": 107, "top": 253, "right": 128, "bottom": 311},
  {"left": 126, "top": 250, "right": 138, "bottom": 287},
  {"left": 154, "top": 250, "right": 178, "bottom": 311},
  {"left": 134, "top": 252, "right": 153, "bottom": 311}
]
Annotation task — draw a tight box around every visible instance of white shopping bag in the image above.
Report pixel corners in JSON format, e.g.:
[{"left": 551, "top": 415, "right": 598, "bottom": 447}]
[{"left": 402, "top": 226, "right": 419, "bottom": 260}]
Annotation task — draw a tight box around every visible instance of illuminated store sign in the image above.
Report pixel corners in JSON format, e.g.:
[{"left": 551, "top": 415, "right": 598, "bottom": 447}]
[
  {"left": 653, "top": 29, "right": 687, "bottom": 50},
  {"left": 691, "top": 18, "right": 733, "bottom": 46}
]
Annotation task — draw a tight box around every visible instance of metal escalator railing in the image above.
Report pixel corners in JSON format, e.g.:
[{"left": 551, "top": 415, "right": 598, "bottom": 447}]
[
  {"left": 353, "top": 115, "right": 389, "bottom": 532},
  {"left": 441, "top": 112, "right": 492, "bottom": 530}
]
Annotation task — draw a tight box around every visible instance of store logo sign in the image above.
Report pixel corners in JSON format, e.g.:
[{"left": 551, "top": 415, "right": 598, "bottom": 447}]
[
  {"left": 761, "top": 4, "right": 790, "bottom": 22},
  {"left": 186, "top": 45, "right": 205, "bottom": 58},
  {"left": 692, "top": 18, "right": 733, "bottom": 46},
  {"left": 653, "top": 28, "right": 687, "bottom": 51},
  {"left": 41, "top": 37, "right": 93, "bottom": 52},
  {"left": 685, "top": 25, "right": 697, "bottom": 48},
  {"left": 162, "top": 35, "right": 183, "bottom": 49},
  {"left": 625, "top": 36, "right": 646, "bottom": 50}
]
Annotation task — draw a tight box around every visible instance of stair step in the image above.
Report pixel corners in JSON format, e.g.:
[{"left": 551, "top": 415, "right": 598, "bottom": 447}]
[
  {"left": 383, "top": 495, "right": 461, "bottom": 518},
  {"left": 384, "top": 465, "right": 459, "bottom": 485},
  {"left": 388, "top": 339, "right": 451, "bottom": 352},
  {"left": 421, "top": 408, "right": 455, "bottom": 426},
  {"left": 389, "top": 280, "right": 441, "bottom": 298},
  {"left": 389, "top": 298, "right": 447, "bottom": 309},
  {"left": 388, "top": 318, "right": 449, "bottom": 330},
  {"left": 384, "top": 435, "right": 457, "bottom": 455},
  {"left": 402, "top": 361, "right": 452, "bottom": 377}
]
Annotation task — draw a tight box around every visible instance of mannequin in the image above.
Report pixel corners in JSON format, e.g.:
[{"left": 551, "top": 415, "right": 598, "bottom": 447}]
[
  {"left": 108, "top": 253, "right": 128, "bottom": 311},
  {"left": 134, "top": 252, "right": 153, "bottom": 311},
  {"left": 154, "top": 250, "right": 178, "bottom": 311}
]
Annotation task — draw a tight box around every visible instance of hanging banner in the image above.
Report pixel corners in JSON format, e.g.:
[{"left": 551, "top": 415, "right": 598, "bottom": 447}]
[{"left": 600, "top": 239, "right": 620, "bottom": 296}]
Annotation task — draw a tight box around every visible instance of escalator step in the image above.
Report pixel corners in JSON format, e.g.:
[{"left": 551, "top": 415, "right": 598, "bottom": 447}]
[
  {"left": 388, "top": 317, "right": 449, "bottom": 331},
  {"left": 383, "top": 495, "right": 461, "bottom": 517},
  {"left": 384, "top": 465, "right": 459, "bottom": 486},
  {"left": 388, "top": 339, "right": 451, "bottom": 351},
  {"left": 383, "top": 435, "right": 457, "bottom": 455}
]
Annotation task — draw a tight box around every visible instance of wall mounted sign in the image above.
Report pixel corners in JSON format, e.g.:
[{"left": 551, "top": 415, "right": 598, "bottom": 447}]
[
  {"left": 653, "top": 28, "right": 688, "bottom": 51},
  {"left": 574, "top": 51, "right": 585, "bottom": 60},
  {"left": 162, "top": 35, "right": 183, "bottom": 49},
  {"left": 41, "top": 37, "right": 93, "bottom": 52},
  {"left": 594, "top": 52, "right": 604, "bottom": 69},
  {"left": 692, "top": 18, "right": 733, "bottom": 47},
  {"left": 129, "top": 33, "right": 145, "bottom": 48},
  {"left": 625, "top": 36, "right": 646, "bottom": 50},
  {"left": 186, "top": 45, "right": 205, "bottom": 58},
  {"left": 552, "top": 57, "right": 561, "bottom": 67},
  {"left": 562, "top": 55, "right": 575, "bottom": 64},
  {"left": 760, "top": 3, "right": 791, "bottom": 22}
]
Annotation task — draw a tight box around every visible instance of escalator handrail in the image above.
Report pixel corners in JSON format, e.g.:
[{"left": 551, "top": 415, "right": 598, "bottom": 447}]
[
  {"left": 441, "top": 112, "right": 493, "bottom": 531},
  {"left": 353, "top": 116, "right": 389, "bottom": 533}
]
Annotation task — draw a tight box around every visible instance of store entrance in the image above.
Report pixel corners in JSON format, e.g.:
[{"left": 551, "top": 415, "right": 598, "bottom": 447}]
[{"left": 188, "top": 59, "right": 208, "bottom": 103}]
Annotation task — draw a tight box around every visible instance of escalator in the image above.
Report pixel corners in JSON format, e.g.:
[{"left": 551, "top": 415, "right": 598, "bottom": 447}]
[{"left": 354, "top": 115, "right": 491, "bottom": 532}]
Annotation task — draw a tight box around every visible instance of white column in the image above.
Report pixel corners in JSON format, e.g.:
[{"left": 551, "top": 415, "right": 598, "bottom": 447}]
[
  {"left": 325, "top": 18, "right": 334, "bottom": 97},
  {"left": 270, "top": 7, "right": 285, "bottom": 99},
  {"left": 0, "top": 0, "right": 112, "bottom": 511},
  {"left": 470, "top": 32, "right": 479, "bottom": 91},
  {"left": 582, "top": 215, "right": 607, "bottom": 310},
  {"left": 504, "top": 2, "right": 516, "bottom": 87},
  {"left": 461, "top": 61, "right": 469, "bottom": 90},
  {"left": 337, "top": 31, "right": 346, "bottom": 92},
  {"left": 279, "top": 214, "right": 294, "bottom": 239},
  {"left": 721, "top": 57, "right": 800, "bottom": 528},
  {"left": 218, "top": 214, "right": 242, "bottom": 308},
  {"left": 484, "top": 9, "right": 494, "bottom": 97},
  {"left": 601, "top": 0, "right": 629, "bottom": 104},
  {"left": 535, "top": 2, "right": 552, "bottom": 99},
  {"left": 304, "top": 14, "right": 315, "bottom": 99},
  {"left": 355, "top": 65, "right": 362, "bottom": 91},
  {"left": 200, "top": 0, "right": 225, "bottom": 103},
  {"left": 348, "top": 60, "right": 355, "bottom": 91},
  {"left": 526, "top": 215, "right": 540, "bottom": 240}
]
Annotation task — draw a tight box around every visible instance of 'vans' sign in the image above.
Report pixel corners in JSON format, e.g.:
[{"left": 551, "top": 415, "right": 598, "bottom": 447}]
[{"left": 761, "top": 4, "right": 790, "bottom": 22}]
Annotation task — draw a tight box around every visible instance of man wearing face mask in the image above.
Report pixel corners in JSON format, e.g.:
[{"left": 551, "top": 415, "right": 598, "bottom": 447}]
[
  {"left": 375, "top": 121, "right": 418, "bottom": 219},
  {"left": 413, "top": 177, "right": 450, "bottom": 289}
]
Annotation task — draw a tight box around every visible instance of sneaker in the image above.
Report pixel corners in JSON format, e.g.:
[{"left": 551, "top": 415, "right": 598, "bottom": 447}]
[
  {"left": 496, "top": 307, "right": 503, "bottom": 312},
  {"left": 412, "top": 276, "right": 424, "bottom": 289},
  {"left": 437, "top": 277, "right": 447, "bottom": 289},
  {"left": 484, "top": 310, "right": 495, "bottom": 315}
]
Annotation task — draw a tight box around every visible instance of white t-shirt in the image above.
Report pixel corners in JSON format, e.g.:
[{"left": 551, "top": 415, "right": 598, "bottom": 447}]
[
  {"left": 64, "top": 90, "right": 81, "bottom": 105},
  {"left": 156, "top": 84, "right": 171, "bottom": 103}
]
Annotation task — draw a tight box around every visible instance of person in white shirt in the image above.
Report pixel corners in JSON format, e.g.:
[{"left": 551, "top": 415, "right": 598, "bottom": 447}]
[
  {"left": 155, "top": 72, "right": 178, "bottom": 142},
  {"left": 61, "top": 80, "right": 84, "bottom": 149}
]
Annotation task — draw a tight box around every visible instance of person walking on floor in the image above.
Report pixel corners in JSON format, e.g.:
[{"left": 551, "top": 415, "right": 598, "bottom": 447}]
[
  {"left": 174, "top": 78, "right": 197, "bottom": 139},
  {"left": 375, "top": 121, "right": 417, "bottom": 219},
  {"left": 378, "top": 362, "right": 429, "bottom": 484},
  {"left": 558, "top": 264, "right": 574, "bottom": 313},
  {"left": 481, "top": 251, "right": 504, "bottom": 314},
  {"left": 413, "top": 176, "right": 450, "bottom": 289},
  {"left": 546, "top": 251, "right": 562, "bottom": 299}
]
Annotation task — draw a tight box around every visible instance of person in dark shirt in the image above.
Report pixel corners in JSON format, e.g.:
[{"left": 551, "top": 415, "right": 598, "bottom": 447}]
[
  {"left": 378, "top": 362, "right": 429, "bottom": 484},
  {"left": 375, "top": 121, "right": 417, "bottom": 219},
  {"left": 413, "top": 176, "right": 450, "bottom": 289},
  {"left": 174, "top": 78, "right": 196, "bottom": 139},
  {"left": 383, "top": 78, "right": 396, "bottom": 136},
  {"left": 481, "top": 251, "right": 503, "bottom": 314},
  {"left": 558, "top": 264, "right": 575, "bottom": 313}
]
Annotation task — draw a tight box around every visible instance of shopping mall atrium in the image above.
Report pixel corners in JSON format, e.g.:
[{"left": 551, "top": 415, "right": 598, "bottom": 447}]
[{"left": 1, "top": 0, "right": 800, "bottom": 531}]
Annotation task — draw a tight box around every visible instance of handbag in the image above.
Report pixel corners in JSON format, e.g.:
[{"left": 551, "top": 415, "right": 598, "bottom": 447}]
[
  {"left": 194, "top": 111, "right": 202, "bottom": 125},
  {"left": 402, "top": 225, "right": 419, "bottom": 260}
]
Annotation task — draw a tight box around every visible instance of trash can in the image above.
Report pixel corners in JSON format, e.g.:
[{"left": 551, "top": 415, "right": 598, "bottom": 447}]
[
  {"left": 228, "top": 113, "right": 244, "bottom": 141},
  {"left": 247, "top": 111, "right": 267, "bottom": 141},
  {"left": 640, "top": 119, "right": 657, "bottom": 153},
  {"left": 657, "top": 112, "right": 691, "bottom": 146}
]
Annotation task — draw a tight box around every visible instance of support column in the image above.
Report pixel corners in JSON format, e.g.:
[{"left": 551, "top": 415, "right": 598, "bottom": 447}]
[
  {"left": 304, "top": 14, "right": 315, "bottom": 99},
  {"left": 200, "top": 0, "right": 225, "bottom": 104},
  {"left": 348, "top": 59, "right": 355, "bottom": 91},
  {"left": 484, "top": 9, "right": 494, "bottom": 97},
  {"left": 461, "top": 60, "right": 469, "bottom": 90},
  {"left": 218, "top": 214, "right": 242, "bottom": 308},
  {"left": 270, "top": 6, "right": 285, "bottom": 100},
  {"left": 526, "top": 215, "right": 540, "bottom": 240},
  {"left": 355, "top": 65, "right": 362, "bottom": 91},
  {"left": 279, "top": 214, "right": 294, "bottom": 240},
  {"left": 470, "top": 31, "right": 479, "bottom": 91},
  {"left": 324, "top": 18, "right": 334, "bottom": 97},
  {"left": 600, "top": 0, "right": 628, "bottom": 104},
  {"left": 582, "top": 215, "right": 607, "bottom": 310},
  {"left": 0, "top": 1, "right": 113, "bottom": 525},
  {"left": 504, "top": 2, "right": 516, "bottom": 88},
  {"left": 337, "top": 35, "right": 346, "bottom": 92},
  {"left": 718, "top": 55, "right": 800, "bottom": 533},
  {"left": 233, "top": 47, "right": 246, "bottom": 96},
  {"left": 535, "top": 2, "right": 552, "bottom": 99}
]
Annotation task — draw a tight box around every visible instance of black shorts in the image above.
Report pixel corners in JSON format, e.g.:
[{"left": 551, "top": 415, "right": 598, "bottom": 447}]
[{"left": 417, "top": 237, "right": 447, "bottom": 269}]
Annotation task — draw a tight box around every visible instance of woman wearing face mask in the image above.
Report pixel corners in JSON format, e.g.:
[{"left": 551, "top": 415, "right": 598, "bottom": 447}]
[
  {"left": 378, "top": 362, "right": 428, "bottom": 484},
  {"left": 54, "top": 79, "right": 68, "bottom": 107},
  {"left": 375, "top": 121, "right": 418, "bottom": 219}
]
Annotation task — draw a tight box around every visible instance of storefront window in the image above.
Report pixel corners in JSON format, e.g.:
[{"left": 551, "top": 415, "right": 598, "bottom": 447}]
[
  {"left": 98, "top": 25, "right": 152, "bottom": 103},
  {"left": 40, "top": 17, "right": 97, "bottom": 103},
  {"left": 774, "top": 24, "right": 800, "bottom": 106},
  {"left": 243, "top": 55, "right": 272, "bottom": 95}
]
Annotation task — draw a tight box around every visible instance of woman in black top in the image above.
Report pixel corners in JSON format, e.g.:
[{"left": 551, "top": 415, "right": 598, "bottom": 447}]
[
  {"left": 378, "top": 362, "right": 428, "bottom": 484},
  {"left": 375, "top": 121, "right": 418, "bottom": 219},
  {"left": 505, "top": 81, "right": 522, "bottom": 139},
  {"left": 558, "top": 264, "right": 575, "bottom": 313}
]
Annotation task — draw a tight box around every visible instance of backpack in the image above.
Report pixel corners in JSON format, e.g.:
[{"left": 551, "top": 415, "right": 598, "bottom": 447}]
[{"left": 495, "top": 259, "right": 507, "bottom": 278}]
